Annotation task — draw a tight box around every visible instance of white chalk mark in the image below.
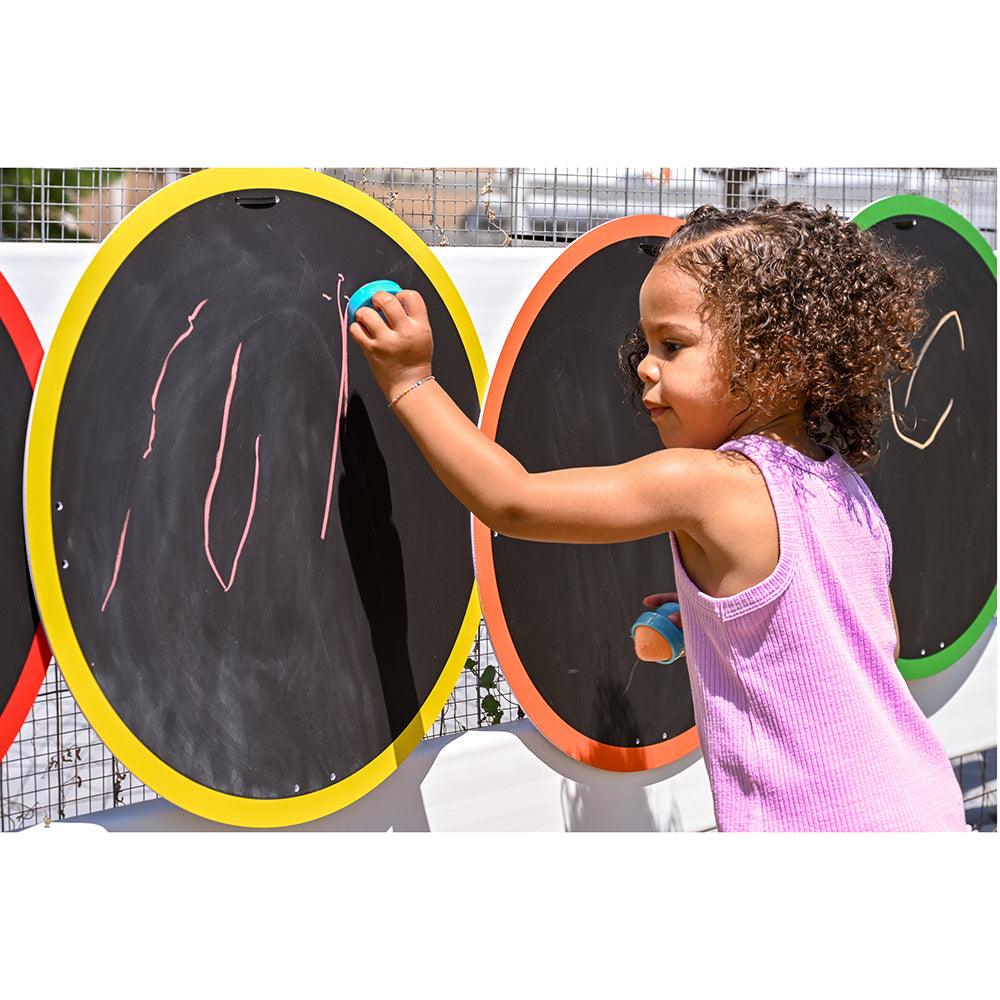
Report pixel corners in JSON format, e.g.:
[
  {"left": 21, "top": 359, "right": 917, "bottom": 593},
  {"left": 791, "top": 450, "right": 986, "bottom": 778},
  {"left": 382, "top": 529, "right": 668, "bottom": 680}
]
[
  {"left": 622, "top": 658, "right": 640, "bottom": 696},
  {"left": 144, "top": 299, "right": 208, "bottom": 459},
  {"left": 204, "top": 343, "right": 262, "bottom": 591},
  {"left": 889, "top": 310, "right": 965, "bottom": 451},
  {"left": 101, "top": 508, "right": 132, "bottom": 612},
  {"left": 320, "top": 274, "right": 350, "bottom": 540}
]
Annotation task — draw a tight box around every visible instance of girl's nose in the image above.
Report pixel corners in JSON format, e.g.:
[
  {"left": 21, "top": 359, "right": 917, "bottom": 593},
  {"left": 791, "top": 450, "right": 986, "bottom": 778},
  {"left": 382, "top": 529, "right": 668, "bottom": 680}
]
[{"left": 637, "top": 353, "right": 657, "bottom": 384}]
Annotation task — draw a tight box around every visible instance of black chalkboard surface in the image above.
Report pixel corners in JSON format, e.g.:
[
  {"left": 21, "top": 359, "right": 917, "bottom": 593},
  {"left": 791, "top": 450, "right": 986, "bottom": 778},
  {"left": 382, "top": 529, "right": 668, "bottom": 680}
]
[
  {"left": 855, "top": 197, "right": 996, "bottom": 678},
  {"left": 0, "top": 268, "right": 49, "bottom": 760},
  {"left": 24, "top": 170, "right": 484, "bottom": 824},
  {"left": 474, "top": 217, "right": 699, "bottom": 772}
]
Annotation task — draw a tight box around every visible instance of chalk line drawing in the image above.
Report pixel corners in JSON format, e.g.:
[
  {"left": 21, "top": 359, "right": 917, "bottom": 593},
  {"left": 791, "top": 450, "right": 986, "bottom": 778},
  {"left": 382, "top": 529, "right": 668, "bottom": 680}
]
[
  {"left": 320, "top": 273, "right": 350, "bottom": 540},
  {"left": 204, "top": 342, "right": 262, "bottom": 592},
  {"left": 888, "top": 310, "right": 965, "bottom": 451},
  {"left": 144, "top": 299, "right": 207, "bottom": 459},
  {"left": 622, "top": 658, "right": 640, "bottom": 696},
  {"left": 101, "top": 508, "right": 132, "bottom": 612},
  {"left": 103, "top": 300, "right": 209, "bottom": 611}
]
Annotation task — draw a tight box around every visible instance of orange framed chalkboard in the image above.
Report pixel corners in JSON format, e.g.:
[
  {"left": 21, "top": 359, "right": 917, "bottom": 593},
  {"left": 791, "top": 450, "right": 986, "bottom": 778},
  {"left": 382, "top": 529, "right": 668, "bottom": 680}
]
[{"left": 473, "top": 216, "right": 700, "bottom": 772}]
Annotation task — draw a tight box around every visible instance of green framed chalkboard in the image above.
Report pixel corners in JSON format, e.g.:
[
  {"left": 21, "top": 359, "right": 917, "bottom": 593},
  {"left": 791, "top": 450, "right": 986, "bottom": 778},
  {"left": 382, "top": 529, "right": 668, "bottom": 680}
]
[{"left": 854, "top": 196, "right": 996, "bottom": 679}]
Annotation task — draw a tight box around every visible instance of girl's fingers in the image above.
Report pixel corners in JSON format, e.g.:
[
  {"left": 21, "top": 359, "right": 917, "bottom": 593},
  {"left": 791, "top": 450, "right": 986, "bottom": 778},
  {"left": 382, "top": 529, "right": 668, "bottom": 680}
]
[
  {"left": 369, "top": 290, "right": 401, "bottom": 323},
  {"left": 351, "top": 305, "right": 387, "bottom": 338},
  {"left": 372, "top": 287, "right": 426, "bottom": 327},
  {"left": 642, "top": 592, "right": 679, "bottom": 608},
  {"left": 393, "top": 288, "right": 428, "bottom": 321},
  {"left": 641, "top": 592, "right": 682, "bottom": 627},
  {"left": 355, "top": 289, "right": 427, "bottom": 338}
]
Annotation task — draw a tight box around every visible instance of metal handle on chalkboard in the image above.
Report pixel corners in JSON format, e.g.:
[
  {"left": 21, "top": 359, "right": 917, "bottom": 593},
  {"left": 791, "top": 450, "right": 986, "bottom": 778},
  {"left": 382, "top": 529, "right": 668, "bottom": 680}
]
[{"left": 235, "top": 193, "right": 281, "bottom": 209}]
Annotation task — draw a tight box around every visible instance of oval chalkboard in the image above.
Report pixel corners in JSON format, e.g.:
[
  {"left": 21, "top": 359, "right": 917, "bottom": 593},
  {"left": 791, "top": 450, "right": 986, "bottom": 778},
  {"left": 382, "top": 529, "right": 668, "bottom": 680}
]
[
  {"left": 854, "top": 196, "right": 996, "bottom": 678},
  {"left": 24, "top": 169, "right": 486, "bottom": 825},
  {"left": 474, "top": 216, "right": 700, "bottom": 772},
  {"left": 0, "top": 268, "right": 50, "bottom": 760}
]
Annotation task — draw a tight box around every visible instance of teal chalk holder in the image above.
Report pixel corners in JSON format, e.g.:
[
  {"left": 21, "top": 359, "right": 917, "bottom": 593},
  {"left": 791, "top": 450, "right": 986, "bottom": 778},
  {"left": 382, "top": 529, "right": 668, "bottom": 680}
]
[
  {"left": 631, "top": 602, "right": 685, "bottom": 664},
  {"left": 347, "top": 280, "right": 402, "bottom": 326}
]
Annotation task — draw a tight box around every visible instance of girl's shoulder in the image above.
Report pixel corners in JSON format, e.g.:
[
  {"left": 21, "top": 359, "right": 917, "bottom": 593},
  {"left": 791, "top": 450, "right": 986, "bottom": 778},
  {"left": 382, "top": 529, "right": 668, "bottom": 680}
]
[
  {"left": 636, "top": 443, "right": 766, "bottom": 491},
  {"left": 633, "top": 444, "right": 773, "bottom": 531}
]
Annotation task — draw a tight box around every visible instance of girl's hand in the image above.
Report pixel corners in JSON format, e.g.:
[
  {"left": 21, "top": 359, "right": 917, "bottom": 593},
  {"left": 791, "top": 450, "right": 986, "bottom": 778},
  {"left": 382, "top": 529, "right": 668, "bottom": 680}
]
[
  {"left": 642, "top": 592, "right": 681, "bottom": 627},
  {"left": 349, "top": 288, "right": 434, "bottom": 404}
]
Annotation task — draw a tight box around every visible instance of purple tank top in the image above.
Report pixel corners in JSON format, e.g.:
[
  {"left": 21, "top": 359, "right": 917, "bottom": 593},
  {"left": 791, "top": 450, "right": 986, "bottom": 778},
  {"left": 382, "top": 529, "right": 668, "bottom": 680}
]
[{"left": 670, "top": 434, "right": 968, "bottom": 831}]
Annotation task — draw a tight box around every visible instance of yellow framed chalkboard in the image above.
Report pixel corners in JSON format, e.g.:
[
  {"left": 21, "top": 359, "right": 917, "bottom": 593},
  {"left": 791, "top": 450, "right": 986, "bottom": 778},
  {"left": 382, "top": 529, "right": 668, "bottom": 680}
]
[{"left": 25, "top": 168, "right": 486, "bottom": 826}]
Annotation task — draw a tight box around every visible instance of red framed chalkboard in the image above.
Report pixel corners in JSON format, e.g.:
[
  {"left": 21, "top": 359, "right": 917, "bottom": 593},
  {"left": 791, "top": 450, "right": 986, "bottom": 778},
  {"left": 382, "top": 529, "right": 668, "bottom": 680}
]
[{"left": 0, "top": 267, "right": 50, "bottom": 759}]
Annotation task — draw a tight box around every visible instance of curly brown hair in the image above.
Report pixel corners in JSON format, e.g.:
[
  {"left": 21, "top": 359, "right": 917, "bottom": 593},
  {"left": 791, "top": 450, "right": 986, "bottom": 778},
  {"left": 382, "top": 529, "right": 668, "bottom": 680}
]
[{"left": 619, "top": 200, "right": 937, "bottom": 468}]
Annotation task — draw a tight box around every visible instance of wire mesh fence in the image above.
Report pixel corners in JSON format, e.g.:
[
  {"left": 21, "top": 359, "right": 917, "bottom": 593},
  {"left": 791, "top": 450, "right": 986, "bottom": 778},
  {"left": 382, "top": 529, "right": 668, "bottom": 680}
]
[
  {"left": 0, "top": 660, "right": 156, "bottom": 831},
  {"left": 2, "top": 166, "right": 997, "bottom": 247},
  {"left": 952, "top": 748, "right": 998, "bottom": 832},
  {"left": 1, "top": 621, "right": 521, "bottom": 832},
  {"left": 0, "top": 166, "right": 995, "bottom": 829}
]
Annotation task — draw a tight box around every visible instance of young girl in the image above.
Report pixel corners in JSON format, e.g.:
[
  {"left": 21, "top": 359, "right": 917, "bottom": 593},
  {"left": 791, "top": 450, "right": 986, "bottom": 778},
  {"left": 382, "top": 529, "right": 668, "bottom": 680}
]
[{"left": 349, "top": 200, "right": 969, "bottom": 833}]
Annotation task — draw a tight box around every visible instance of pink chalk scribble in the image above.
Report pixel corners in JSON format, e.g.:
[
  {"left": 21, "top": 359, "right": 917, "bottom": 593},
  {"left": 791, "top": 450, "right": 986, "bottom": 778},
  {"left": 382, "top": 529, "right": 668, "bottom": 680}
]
[
  {"left": 203, "top": 342, "right": 262, "bottom": 592},
  {"left": 102, "top": 286, "right": 349, "bottom": 610},
  {"left": 103, "top": 299, "right": 208, "bottom": 612},
  {"left": 320, "top": 274, "right": 350, "bottom": 540},
  {"left": 144, "top": 299, "right": 207, "bottom": 459},
  {"left": 101, "top": 508, "right": 132, "bottom": 612}
]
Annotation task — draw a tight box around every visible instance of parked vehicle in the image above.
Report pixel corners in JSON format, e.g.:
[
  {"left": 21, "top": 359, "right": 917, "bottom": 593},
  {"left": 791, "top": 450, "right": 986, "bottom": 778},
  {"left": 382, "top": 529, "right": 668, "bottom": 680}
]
[{"left": 465, "top": 167, "right": 997, "bottom": 246}]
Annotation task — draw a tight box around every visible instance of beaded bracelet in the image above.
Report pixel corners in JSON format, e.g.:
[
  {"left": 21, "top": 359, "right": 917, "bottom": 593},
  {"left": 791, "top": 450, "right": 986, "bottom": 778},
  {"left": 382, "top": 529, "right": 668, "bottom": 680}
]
[{"left": 388, "top": 375, "right": 436, "bottom": 408}]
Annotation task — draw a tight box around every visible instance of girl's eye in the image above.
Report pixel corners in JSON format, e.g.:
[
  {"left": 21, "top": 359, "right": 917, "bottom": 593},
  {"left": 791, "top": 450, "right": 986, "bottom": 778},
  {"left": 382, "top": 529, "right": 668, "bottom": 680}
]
[{"left": 662, "top": 341, "right": 682, "bottom": 354}]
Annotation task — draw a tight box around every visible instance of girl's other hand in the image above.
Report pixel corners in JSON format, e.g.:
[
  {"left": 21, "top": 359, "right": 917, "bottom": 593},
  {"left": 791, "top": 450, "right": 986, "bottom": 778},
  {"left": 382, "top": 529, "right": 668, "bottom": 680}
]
[
  {"left": 642, "top": 592, "right": 681, "bottom": 627},
  {"left": 349, "top": 288, "right": 434, "bottom": 404}
]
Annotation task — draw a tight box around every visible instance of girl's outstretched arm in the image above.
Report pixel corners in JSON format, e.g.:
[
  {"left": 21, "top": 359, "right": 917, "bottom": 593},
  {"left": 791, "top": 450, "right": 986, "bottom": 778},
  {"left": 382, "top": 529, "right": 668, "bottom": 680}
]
[
  {"left": 349, "top": 287, "right": 545, "bottom": 535},
  {"left": 348, "top": 288, "right": 746, "bottom": 550}
]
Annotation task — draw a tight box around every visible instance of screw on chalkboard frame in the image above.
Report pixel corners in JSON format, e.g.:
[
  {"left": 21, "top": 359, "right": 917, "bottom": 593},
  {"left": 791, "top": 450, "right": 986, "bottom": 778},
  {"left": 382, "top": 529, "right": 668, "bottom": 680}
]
[{"left": 234, "top": 192, "right": 281, "bottom": 209}]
